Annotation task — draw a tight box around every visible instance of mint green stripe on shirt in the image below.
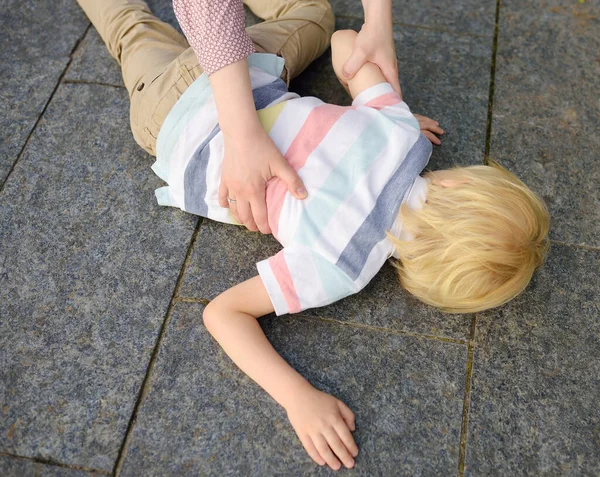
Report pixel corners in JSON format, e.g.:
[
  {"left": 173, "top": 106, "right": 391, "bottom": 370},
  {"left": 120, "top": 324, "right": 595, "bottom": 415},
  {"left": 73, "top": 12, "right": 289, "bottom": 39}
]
[
  {"left": 292, "top": 114, "right": 395, "bottom": 248},
  {"left": 311, "top": 251, "right": 356, "bottom": 305}
]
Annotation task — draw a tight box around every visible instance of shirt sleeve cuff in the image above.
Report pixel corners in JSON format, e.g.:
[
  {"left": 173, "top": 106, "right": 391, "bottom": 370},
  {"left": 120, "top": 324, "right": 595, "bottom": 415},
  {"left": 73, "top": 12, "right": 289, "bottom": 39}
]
[
  {"left": 352, "top": 82, "right": 395, "bottom": 106},
  {"left": 256, "top": 259, "right": 289, "bottom": 316}
]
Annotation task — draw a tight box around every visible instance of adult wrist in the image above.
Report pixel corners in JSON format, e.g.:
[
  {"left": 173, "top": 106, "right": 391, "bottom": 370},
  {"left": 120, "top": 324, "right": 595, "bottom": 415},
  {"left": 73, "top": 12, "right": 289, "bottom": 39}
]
[
  {"left": 221, "top": 116, "right": 265, "bottom": 143},
  {"left": 362, "top": 0, "right": 392, "bottom": 27}
]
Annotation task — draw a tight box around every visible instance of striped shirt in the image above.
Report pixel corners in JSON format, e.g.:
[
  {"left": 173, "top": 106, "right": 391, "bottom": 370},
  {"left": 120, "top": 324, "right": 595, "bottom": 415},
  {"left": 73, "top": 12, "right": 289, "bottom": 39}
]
[{"left": 153, "top": 54, "right": 432, "bottom": 315}]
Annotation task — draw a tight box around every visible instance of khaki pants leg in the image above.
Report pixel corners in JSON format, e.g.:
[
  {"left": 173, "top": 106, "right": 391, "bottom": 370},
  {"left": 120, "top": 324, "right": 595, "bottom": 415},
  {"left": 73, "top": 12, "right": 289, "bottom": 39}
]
[
  {"left": 76, "top": 0, "right": 334, "bottom": 156},
  {"left": 244, "top": 0, "right": 335, "bottom": 83},
  {"left": 76, "top": 0, "right": 191, "bottom": 155}
]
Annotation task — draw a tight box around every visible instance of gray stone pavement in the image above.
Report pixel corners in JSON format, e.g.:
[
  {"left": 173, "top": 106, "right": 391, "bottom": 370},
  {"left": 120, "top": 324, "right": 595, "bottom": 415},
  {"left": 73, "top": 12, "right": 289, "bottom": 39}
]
[{"left": 1, "top": 0, "right": 598, "bottom": 475}]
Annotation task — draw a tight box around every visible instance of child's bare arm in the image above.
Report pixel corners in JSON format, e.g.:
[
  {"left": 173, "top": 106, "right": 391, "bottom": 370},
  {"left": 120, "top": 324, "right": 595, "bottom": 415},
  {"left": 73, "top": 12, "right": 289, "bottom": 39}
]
[{"left": 204, "top": 277, "right": 358, "bottom": 470}]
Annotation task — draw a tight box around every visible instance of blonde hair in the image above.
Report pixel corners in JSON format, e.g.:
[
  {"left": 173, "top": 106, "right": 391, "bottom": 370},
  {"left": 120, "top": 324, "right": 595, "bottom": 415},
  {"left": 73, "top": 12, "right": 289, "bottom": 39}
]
[{"left": 389, "top": 161, "right": 550, "bottom": 313}]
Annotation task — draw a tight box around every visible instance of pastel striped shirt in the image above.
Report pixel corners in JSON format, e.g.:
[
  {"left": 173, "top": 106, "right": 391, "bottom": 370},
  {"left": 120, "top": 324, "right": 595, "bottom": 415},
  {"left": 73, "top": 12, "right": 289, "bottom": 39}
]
[{"left": 153, "top": 54, "right": 432, "bottom": 315}]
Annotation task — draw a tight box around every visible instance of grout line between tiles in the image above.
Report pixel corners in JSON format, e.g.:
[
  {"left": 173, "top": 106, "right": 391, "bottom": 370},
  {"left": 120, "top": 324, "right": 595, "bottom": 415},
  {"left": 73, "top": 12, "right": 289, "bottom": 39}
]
[
  {"left": 296, "top": 314, "right": 469, "bottom": 345},
  {"left": 112, "top": 217, "right": 203, "bottom": 476},
  {"left": 484, "top": 0, "right": 501, "bottom": 163},
  {"left": 63, "top": 79, "right": 126, "bottom": 89},
  {"left": 457, "top": 314, "right": 477, "bottom": 477},
  {"left": 174, "top": 296, "right": 210, "bottom": 305},
  {"left": 335, "top": 14, "right": 488, "bottom": 38},
  {"left": 0, "top": 22, "right": 92, "bottom": 195},
  {"left": 0, "top": 451, "right": 110, "bottom": 475}
]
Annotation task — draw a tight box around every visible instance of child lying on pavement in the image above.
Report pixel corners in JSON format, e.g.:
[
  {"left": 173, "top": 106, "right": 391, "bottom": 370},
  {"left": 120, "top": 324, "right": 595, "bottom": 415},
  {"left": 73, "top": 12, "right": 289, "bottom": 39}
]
[{"left": 150, "top": 29, "right": 550, "bottom": 470}]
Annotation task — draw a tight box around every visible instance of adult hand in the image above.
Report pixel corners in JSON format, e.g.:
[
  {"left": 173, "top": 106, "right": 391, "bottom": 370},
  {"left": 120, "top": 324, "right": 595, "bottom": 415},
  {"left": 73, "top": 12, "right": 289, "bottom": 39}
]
[
  {"left": 219, "top": 126, "right": 307, "bottom": 234},
  {"left": 342, "top": 18, "right": 402, "bottom": 96}
]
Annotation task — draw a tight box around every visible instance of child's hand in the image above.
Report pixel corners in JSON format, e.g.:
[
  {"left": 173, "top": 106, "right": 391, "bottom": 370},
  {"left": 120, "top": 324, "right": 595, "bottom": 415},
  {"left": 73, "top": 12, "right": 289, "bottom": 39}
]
[
  {"left": 414, "top": 114, "right": 445, "bottom": 145},
  {"left": 285, "top": 387, "right": 358, "bottom": 470}
]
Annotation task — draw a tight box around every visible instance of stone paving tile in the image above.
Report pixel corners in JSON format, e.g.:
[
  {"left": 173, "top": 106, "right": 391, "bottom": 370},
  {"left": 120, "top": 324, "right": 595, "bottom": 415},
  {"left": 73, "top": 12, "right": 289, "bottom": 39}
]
[
  {"left": 0, "top": 456, "right": 101, "bottom": 477},
  {"left": 66, "top": 28, "right": 125, "bottom": 88},
  {"left": 292, "top": 17, "right": 492, "bottom": 170},
  {"left": 0, "top": 0, "right": 89, "bottom": 184},
  {"left": 120, "top": 302, "right": 466, "bottom": 476},
  {"left": 490, "top": 0, "right": 600, "bottom": 247},
  {"left": 179, "top": 220, "right": 472, "bottom": 341},
  {"left": 0, "top": 84, "right": 198, "bottom": 470},
  {"left": 329, "top": 0, "right": 496, "bottom": 36},
  {"left": 66, "top": 3, "right": 261, "bottom": 86},
  {"left": 465, "top": 244, "right": 600, "bottom": 476}
]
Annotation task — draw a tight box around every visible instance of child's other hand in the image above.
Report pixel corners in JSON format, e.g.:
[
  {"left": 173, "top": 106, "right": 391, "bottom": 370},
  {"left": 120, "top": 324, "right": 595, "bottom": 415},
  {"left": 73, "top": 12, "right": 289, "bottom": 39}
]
[
  {"left": 285, "top": 387, "right": 358, "bottom": 470},
  {"left": 414, "top": 114, "right": 445, "bottom": 145}
]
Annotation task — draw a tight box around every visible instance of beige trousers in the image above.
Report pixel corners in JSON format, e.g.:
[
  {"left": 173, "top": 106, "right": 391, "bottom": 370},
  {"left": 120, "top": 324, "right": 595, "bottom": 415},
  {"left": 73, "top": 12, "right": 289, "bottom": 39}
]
[{"left": 76, "top": 0, "right": 335, "bottom": 155}]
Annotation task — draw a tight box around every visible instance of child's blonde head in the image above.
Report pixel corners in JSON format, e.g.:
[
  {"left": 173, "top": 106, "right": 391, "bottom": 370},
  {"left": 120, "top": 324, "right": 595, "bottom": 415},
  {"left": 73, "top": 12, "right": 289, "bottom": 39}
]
[{"left": 389, "top": 161, "right": 550, "bottom": 313}]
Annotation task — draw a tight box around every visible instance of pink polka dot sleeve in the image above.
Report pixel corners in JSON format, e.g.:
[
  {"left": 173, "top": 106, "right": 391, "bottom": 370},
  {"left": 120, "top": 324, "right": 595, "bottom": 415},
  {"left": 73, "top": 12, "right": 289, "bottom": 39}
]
[{"left": 173, "top": 0, "right": 255, "bottom": 76}]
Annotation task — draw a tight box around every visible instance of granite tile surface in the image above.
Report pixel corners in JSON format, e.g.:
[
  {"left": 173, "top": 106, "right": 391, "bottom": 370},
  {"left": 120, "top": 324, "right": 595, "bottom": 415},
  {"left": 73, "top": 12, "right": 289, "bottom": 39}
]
[
  {"left": 179, "top": 220, "right": 472, "bottom": 341},
  {"left": 120, "top": 302, "right": 466, "bottom": 476},
  {"left": 465, "top": 244, "right": 600, "bottom": 476},
  {"left": 293, "top": 18, "right": 492, "bottom": 170},
  {"left": 0, "top": 83, "right": 197, "bottom": 470},
  {"left": 0, "top": 0, "right": 89, "bottom": 184},
  {"left": 490, "top": 0, "right": 600, "bottom": 246},
  {"left": 66, "top": 28, "right": 125, "bottom": 88},
  {"left": 0, "top": 456, "right": 100, "bottom": 477},
  {"left": 329, "top": 0, "right": 496, "bottom": 36},
  {"left": 179, "top": 219, "right": 281, "bottom": 299}
]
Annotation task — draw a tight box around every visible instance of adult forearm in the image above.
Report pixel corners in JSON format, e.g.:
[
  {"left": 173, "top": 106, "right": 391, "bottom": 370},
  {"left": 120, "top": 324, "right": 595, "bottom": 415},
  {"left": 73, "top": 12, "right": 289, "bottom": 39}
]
[{"left": 209, "top": 58, "right": 263, "bottom": 138}]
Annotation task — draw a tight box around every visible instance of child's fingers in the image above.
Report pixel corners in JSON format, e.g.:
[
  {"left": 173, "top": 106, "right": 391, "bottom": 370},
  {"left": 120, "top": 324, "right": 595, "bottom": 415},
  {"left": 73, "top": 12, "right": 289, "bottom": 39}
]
[
  {"left": 299, "top": 434, "right": 326, "bottom": 466},
  {"left": 427, "top": 123, "right": 445, "bottom": 135},
  {"left": 312, "top": 434, "right": 342, "bottom": 470},
  {"left": 322, "top": 428, "right": 355, "bottom": 469},
  {"left": 423, "top": 131, "right": 441, "bottom": 145},
  {"left": 336, "top": 400, "right": 356, "bottom": 431},
  {"left": 334, "top": 421, "right": 359, "bottom": 458}
]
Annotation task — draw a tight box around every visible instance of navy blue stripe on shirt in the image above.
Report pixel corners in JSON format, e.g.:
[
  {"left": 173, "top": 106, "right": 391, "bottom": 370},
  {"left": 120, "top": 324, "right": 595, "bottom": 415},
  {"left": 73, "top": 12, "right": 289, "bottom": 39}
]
[
  {"left": 252, "top": 78, "right": 288, "bottom": 110},
  {"left": 335, "top": 134, "right": 432, "bottom": 280},
  {"left": 183, "top": 124, "right": 221, "bottom": 216}
]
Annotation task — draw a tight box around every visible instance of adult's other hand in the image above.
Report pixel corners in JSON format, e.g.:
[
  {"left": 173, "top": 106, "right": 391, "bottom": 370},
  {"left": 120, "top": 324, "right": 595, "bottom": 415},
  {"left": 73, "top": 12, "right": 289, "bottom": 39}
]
[{"left": 342, "top": 0, "right": 402, "bottom": 97}]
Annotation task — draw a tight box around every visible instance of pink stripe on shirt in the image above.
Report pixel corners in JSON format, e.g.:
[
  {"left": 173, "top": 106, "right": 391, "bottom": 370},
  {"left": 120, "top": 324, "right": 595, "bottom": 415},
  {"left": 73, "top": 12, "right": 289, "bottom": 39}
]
[
  {"left": 365, "top": 92, "right": 402, "bottom": 109},
  {"left": 266, "top": 104, "right": 349, "bottom": 237},
  {"left": 269, "top": 253, "right": 301, "bottom": 313}
]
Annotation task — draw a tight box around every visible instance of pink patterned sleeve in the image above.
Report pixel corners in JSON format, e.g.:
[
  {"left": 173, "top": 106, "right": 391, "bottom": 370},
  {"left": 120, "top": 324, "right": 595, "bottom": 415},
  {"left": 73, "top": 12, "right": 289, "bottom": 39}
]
[{"left": 173, "top": 0, "right": 255, "bottom": 76}]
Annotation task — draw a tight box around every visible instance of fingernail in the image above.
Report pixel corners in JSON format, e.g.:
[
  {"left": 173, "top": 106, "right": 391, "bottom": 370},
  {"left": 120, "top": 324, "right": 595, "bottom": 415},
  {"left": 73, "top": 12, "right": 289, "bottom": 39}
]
[
  {"left": 346, "top": 460, "right": 354, "bottom": 468},
  {"left": 296, "top": 187, "right": 307, "bottom": 198}
]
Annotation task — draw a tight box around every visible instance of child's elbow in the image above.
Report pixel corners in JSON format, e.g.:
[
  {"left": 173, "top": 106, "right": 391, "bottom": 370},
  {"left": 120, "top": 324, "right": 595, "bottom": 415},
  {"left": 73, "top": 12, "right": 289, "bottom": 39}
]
[{"left": 202, "top": 301, "right": 220, "bottom": 333}]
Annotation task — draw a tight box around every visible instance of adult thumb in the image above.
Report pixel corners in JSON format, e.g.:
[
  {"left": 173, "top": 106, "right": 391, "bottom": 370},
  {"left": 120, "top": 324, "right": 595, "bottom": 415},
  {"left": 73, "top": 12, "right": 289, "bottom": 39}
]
[
  {"left": 273, "top": 160, "right": 307, "bottom": 200},
  {"left": 343, "top": 50, "right": 366, "bottom": 80}
]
